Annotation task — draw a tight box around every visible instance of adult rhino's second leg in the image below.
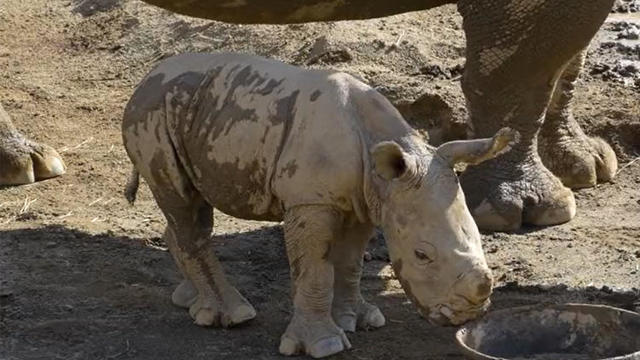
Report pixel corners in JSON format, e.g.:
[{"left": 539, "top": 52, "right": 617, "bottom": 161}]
[
  {"left": 458, "top": 0, "right": 614, "bottom": 231},
  {"left": 0, "top": 103, "right": 65, "bottom": 185},
  {"left": 539, "top": 49, "right": 617, "bottom": 188}
]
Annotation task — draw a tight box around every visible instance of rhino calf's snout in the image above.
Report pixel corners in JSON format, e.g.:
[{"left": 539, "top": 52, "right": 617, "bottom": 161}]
[{"left": 453, "top": 267, "right": 493, "bottom": 305}]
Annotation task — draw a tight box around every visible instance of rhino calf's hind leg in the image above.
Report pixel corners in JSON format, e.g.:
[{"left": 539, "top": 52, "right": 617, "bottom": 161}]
[
  {"left": 124, "top": 114, "right": 255, "bottom": 328},
  {"left": 331, "top": 221, "right": 385, "bottom": 332},
  {"left": 280, "top": 205, "right": 351, "bottom": 358},
  {"left": 156, "top": 193, "right": 257, "bottom": 328},
  {"left": 539, "top": 49, "right": 618, "bottom": 189}
]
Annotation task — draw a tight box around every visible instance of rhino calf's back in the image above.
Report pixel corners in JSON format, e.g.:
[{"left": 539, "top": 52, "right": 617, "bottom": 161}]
[{"left": 122, "top": 53, "right": 364, "bottom": 221}]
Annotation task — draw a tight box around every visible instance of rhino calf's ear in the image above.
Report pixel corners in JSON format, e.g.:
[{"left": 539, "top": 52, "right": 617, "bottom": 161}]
[
  {"left": 372, "top": 141, "right": 408, "bottom": 180},
  {"left": 436, "top": 127, "right": 520, "bottom": 167}
]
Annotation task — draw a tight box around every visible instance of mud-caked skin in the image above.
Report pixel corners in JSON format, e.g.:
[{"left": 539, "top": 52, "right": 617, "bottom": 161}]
[
  {"left": 0, "top": 103, "right": 66, "bottom": 185},
  {"left": 122, "top": 53, "right": 518, "bottom": 358},
  {"left": 139, "top": 0, "right": 619, "bottom": 232}
]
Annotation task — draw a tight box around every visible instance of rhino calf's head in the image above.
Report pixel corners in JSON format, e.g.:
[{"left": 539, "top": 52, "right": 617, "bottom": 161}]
[{"left": 370, "top": 128, "right": 518, "bottom": 326}]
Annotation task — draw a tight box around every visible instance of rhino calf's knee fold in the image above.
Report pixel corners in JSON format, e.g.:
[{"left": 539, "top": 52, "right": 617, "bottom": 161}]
[{"left": 123, "top": 53, "right": 516, "bottom": 358}]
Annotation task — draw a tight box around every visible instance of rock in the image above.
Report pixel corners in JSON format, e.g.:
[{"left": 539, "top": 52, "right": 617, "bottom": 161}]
[
  {"left": 394, "top": 92, "right": 469, "bottom": 146},
  {"left": 612, "top": 0, "right": 640, "bottom": 13},
  {"left": 590, "top": 59, "right": 640, "bottom": 87},
  {"left": 365, "top": 230, "right": 389, "bottom": 262},
  {"left": 417, "top": 63, "right": 464, "bottom": 80},
  {"left": 72, "top": 0, "right": 122, "bottom": 17},
  {"left": 305, "top": 36, "right": 353, "bottom": 65},
  {"left": 419, "top": 64, "right": 448, "bottom": 78},
  {"left": 614, "top": 59, "right": 640, "bottom": 77},
  {"left": 619, "top": 27, "right": 640, "bottom": 40},
  {"left": 608, "top": 21, "right": 640, "bottom": 39}
]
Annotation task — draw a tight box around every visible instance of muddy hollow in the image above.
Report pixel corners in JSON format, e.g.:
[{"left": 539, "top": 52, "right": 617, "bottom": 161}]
[{"left": 1, "top": 0, "right": 639, "bottom": 359}]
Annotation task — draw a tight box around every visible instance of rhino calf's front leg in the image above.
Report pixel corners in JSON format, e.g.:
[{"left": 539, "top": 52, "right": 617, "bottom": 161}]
[
  {"left": 280, "top": 205, "right": 351, "bottom": 358},
  {"left": 330, "top": 221, "right": 385, "bottom": 332}
]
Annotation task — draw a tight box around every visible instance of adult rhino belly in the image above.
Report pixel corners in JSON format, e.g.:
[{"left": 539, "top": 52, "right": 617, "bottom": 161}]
[{"left": 172, "top": 63, "right": 302, "bottom": 222}]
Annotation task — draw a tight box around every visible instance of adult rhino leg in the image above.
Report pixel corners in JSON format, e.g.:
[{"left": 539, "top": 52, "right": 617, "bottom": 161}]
[
  {"left": 330, "top": 221, "right": 385, "bottom": 332},
  {"left": 457, "top": 0, "right": 614, "bottom": 231},
  {"left": 280, "top": 205, "right": 351, "bottom": 358},
  {"left": 539, "top": 49, "right": 618, "bottom": 188},
  {"left": 0, "top": 103, "right": 65, "bottom": 185}
]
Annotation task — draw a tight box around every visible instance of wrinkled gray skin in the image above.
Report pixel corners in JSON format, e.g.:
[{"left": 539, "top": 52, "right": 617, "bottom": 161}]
[
  {"left": 0, "top": 103, "right": 66, "bottom": 185},
  {"left": 139, "top": 0, "right": 619, "bottom": 232},
  {"left": 122, "top": 53, "right": 517, "bottom": 358}
]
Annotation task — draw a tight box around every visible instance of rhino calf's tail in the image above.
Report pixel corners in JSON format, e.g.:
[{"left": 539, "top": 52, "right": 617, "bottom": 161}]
[{"left": 124, "top": 167, "right": 140, "bottom": 205}]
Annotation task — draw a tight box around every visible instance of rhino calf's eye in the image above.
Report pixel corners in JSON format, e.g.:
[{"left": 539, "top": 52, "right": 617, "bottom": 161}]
[{"left": 414, "top": 249, "right": 433, "bottom": 263}]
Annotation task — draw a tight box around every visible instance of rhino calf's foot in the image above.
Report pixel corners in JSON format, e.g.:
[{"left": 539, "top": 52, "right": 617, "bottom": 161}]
[
  {"left": 333, "top": 299, "right": 385, "bottom": 332},
  {"left": 218, "top": 290, "right": 257, "bottom": 327},
  {"left": 177, "top": 279, "right": 256, "bottom": 328},
  {"left": 461, "top": 155, "right": 576, "bottom": 232},
  {"left": 171, "top": 279, "right": 197, "bottom": 308},
  {"left": 189, "top": 294, "right": 221, "bottom": 326},
  {"left": 539, "top": 131, "right": 617, "bottom": 189},
  {"left": 279, "top": 315, "right": 352, "bottom": 358}
]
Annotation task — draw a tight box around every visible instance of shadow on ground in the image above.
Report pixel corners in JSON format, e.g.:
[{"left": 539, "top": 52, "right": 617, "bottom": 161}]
[{"left": 1, "top": 225, "right": 638, "bottom": 360}]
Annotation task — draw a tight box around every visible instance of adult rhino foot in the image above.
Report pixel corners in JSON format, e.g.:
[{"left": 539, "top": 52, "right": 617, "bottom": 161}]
[
  {"left": 460, "top": 155, "right": 575, "bottom": 232},
  {"left": 539, "top": 132, "right": 617, "bottom": 189},
  {"left": 175, "top": 279, "right": 256, "bottom": 328},
  {"left": 0, "top": 137, "right": 66, "bottom": 186},
  {"left": 332, "top": 299, "right": 385, "bottom": 332},
  {"left": 0, "top": 105, "right": 65, "bottom": 185},
  {"left": 279, "top": 315, "right": 351, "bottom": 358}
]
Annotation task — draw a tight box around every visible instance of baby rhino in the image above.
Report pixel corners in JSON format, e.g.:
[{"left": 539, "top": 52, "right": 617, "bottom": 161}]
[{"left": 122, "top": 53, "right": 517, "bottom": 358}]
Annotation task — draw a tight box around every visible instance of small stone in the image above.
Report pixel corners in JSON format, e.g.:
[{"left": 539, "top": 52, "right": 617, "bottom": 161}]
[
  {"left": 46, "top": 241, "right": 57, "bottom": 248},
  {"left": 419, "top": 64, "right": 449, "bottom": 78},
  {"left": 363, "top": 251, "right": 372, "bottom": 262},
  {"left": 619, "top": 27, "right": 640, "bottom": 40}
]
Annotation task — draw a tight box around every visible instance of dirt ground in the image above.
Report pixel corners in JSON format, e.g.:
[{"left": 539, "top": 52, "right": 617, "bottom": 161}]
[{"left": 0, "top": 1, "right": 639, "bottom": 359}]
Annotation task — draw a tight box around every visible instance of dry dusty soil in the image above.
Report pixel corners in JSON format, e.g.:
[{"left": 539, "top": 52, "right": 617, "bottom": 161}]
[{"left": 0, "top": 0, "right": 639, "bottom": 359}]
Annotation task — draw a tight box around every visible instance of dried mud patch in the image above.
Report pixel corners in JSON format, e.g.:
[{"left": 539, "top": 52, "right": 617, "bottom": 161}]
[
  {"left": 72, "top": 0, "right": 123, "bottom": 17},
  {"left": 69, "top": 8, "right": 140, "bottom": 52},
  {"left": 590, "top": 116, "right": 640, "bottom": 160}
]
